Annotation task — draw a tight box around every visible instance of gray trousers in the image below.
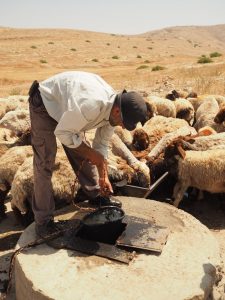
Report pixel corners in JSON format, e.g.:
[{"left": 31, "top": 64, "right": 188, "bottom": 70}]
[{"left": 29, "top": 90, "right": 99, "bottom": 225}]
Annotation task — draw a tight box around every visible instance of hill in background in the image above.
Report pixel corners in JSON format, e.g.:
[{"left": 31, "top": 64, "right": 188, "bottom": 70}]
[{"left": 0, "top": 24, "right": 224, "bottom": 96}]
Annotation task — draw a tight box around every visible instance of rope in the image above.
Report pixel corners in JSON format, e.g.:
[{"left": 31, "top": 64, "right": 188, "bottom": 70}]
[{"left": 5, "top": 227, "right": 69, "bottom": 297}]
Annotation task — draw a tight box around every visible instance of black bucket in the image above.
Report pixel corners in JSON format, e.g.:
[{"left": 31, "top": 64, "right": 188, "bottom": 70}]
[{"left": 77, "top": 206, "right": 126, "bottom": 244}]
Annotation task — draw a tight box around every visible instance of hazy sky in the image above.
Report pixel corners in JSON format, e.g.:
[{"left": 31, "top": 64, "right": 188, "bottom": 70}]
[{"left": 0, "top": 0, "right": 225, "bottom": 34}]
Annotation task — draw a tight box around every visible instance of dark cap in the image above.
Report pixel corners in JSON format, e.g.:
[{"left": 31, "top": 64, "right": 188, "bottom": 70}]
[{"left": 117, "top": 90, "right": 149, "bottom": 131}]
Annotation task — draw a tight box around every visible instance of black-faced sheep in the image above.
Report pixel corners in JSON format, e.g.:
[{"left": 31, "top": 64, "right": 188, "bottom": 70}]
[{"left": 174, "top": 98, "right": 195, "bottom": 125}]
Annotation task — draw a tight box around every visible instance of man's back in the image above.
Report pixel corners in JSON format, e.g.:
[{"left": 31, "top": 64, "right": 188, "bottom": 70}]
[{"left": 39, "top": 71, "right": 115, "bottom": 122}]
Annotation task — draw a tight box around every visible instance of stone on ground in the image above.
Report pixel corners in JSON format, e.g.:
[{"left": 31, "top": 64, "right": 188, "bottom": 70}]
[{"left": 15, "top": 197, "right": 220, "bottom": 300}]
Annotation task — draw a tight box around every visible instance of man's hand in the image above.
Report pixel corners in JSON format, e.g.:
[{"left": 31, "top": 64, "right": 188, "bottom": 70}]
[
  {"left": 76, "top": 142, "right": 113, "bottom": 195},
  {"left": 88, "top": 152, "right": 113, "bottom": 196},
  {"left": 98, "top": 160, "right": 113, "bottom": 196}
]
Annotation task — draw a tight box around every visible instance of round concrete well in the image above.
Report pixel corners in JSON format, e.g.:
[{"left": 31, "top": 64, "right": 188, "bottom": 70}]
[{"left": 15, "top": 197, "right": 220, "bottom": 300}]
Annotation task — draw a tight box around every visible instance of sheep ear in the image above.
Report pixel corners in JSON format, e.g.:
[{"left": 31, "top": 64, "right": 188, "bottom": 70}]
[{"left": 177, "top": 145, "right": 186, "bottom": 159}]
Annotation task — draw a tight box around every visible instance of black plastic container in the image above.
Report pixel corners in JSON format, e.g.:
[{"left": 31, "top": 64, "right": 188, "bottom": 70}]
[{"left": 77, "top": 206, "right": 126, "bottom": 244}]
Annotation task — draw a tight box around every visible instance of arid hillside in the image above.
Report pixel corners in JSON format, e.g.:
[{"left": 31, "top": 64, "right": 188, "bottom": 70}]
[{"left": 0, "top": 24, "right": 225, "bottom": 96}]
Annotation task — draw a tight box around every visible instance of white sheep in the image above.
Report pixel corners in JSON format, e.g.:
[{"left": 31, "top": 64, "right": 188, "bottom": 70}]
[
  {"left": 194, "top": 97, "right": 225, "bottom": 132},
  {"left": 0, "top": 109, "right": 30, "bottom": 136},
  {"left": 0, "top": 127, "right": 31, "bottom": 157},
  {"left": 146, "top": 95, "right": 176, "bottom": 118},
  {"left": 142, "top": 115, "right": 189, "bottom": 151},
  {"left": 164, "top": 145, "right": 225, "bottom": 207},
  {"left": 11, "top": 149, "right": 78, "bottom": 213},
  {"left": 174, "top": 98, "right": 195, "bottom": 124},
  {"left": 0, "top": 145, "right": 33, "bottom": 221},
  {"left": 0, "top": 127, "right": 18, "bottom": 155},
  {"left": 114, "top": 126, "right": 133, "bottom": 149},
  {"left": 178, "top": 132, "right": 225, "bottom": 151},
  {"left": 0, "top": 146, "right": 33, "bottom": 192},
  {"left": 187, "top": 95, "right": 225, "bottom": 112},
  {"left": 0, "top": 96, "right": 28, "bottom": 119}
]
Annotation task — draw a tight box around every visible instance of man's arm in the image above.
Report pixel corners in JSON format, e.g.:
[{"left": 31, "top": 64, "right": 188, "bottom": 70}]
[
  {"left": 54, "top": 106, "right": 114, "bottom": 194},
  {"left": 92, "top": 125, "right": 114, "bottom": 158}
]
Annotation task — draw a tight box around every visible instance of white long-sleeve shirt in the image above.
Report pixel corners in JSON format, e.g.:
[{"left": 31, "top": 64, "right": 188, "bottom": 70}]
[{"left": 38, "top": 71, "right": 116, "bottom": 158}]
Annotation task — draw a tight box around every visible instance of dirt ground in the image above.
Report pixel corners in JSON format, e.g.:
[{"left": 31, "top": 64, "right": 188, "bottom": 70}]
[{"left": 1, "top": 195, "right": 225, "bottom": 300}]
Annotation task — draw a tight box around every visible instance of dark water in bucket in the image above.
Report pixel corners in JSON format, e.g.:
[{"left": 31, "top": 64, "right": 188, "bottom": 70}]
[
  {"left": 77, "top": 207, "right": 126, "bottom": 244},
  {"left": 83, "top": 207, "right": 124, "bottom": 225}
]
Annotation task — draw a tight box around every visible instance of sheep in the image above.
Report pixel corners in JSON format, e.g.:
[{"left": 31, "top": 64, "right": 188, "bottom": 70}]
[
  {"left": 146, "top": 125, "right": 197, "bottom": 162},
  {"left": 0, "top": 145, "right": 33, "bottom": 184},
  {"left": 132, "top": 128, "right": 150, "bottom": 151},
  {"left": 127, "top": 116, "right": 193, "bottom": 161},
  {"left": 176, "top": 132, "right": 225, "bottom": 151},
  {"left": 114, "top": 126, "right": 150, "bottom": 153},
  {"left": 165, "top": 90, "right": 181, "bottom": 101},
  {"left": 107, "top": 149, "right": 143, "bottom": 186},
  {"left": 0, "top": 128, "right": 17, "bottom": 157},
  {"left": 187, "top": 97, "right": 205, "bottom": 112},
  {"left": 0, "top": 127, "right": 16, "bottom": 142},
  {"left": 110, "top": 134, "right": 150, "bottom": 187},
  {"left": 174, "top": 98, "right": 195, "bottom": 124},
  {"left": 0, "top": 96, "right": 28, "bottom": 119},
  {"left": 0, "top": 146, "right": 33, "bottom": 221},
  {"left": 187, "top": 95, "right": 225, "bottom": 113},
  {"left": 141, "top": 115, "right": 189, "bottom": 151},
  {"left": 146, "top": 95, "right": 176, "bottom": 118},
  {"left": 114, "top": 126, "right": 133, "bottom": 149},
  {"left": 194, "top": 97, "right": 225, "bottom": 132},
  {"left": 0, "top": 98, "right": 18, "bottom": 119},
  {"left": 0, "top": 109, "right": 30, "bottom": 136},
  {"left": 213, "top": 95, "right": 225, "bottom": 107},
  {"left": 164, "top": 143, "right": 225, "bottom": 207},
  {"left": 0, "top": 127, "right": 31, "bottom": 156},
  {"left": 10, "top": 149, "right": 78, "bottom": 215}
]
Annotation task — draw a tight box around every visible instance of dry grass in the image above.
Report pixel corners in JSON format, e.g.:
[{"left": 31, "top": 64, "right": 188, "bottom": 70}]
[
  {"left": 0, "top": 27, "right": 224, "bottom": 97},
  {"left": 175, "top": 63, "right": 225, "bottom": 94}
]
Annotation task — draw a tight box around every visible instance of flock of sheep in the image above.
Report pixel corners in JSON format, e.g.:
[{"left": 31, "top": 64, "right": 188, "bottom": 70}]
[{"left": 0, "top": 90, "right": 225, "bottom": 225}]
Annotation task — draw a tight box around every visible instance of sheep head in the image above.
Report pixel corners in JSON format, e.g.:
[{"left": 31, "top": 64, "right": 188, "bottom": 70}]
[
  {"left": 164, "top": 139, "right": 186, "bottom": 161},
  {"left": 214, "top": 107, "right": 225, "bottom": 124},
  {"left": 176, "top": 107, "right": 193, "bottom": 120},
  {"left": 166, "top": 90, "right": 180, "bottom": 101},
  {"left": 145, "top": 101, "right": 157, "bottom": 119},
  {"left": 132, "top": 128, "right": 150, "bottom": 151}
]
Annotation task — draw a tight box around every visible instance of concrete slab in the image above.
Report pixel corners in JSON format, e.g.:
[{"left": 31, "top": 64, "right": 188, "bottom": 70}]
[{"left": 15, "top": 198, "right": 221, "bottom": 300}]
